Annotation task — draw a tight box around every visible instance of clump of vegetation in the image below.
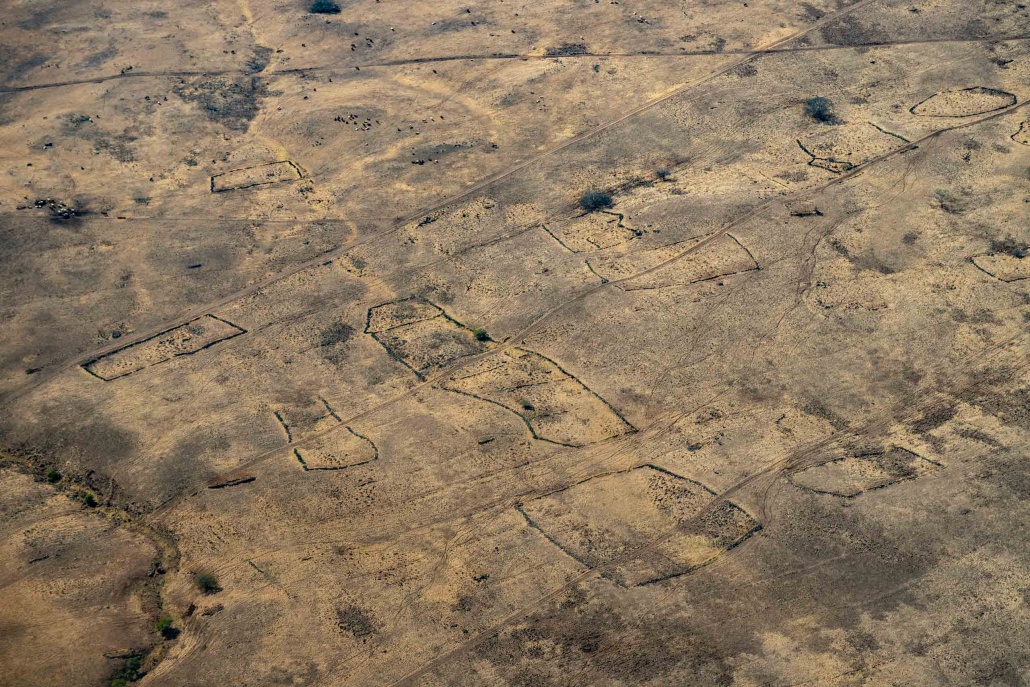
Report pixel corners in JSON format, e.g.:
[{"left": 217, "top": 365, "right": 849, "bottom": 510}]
[
  {"left": 336, "top": 605, "right": 376, "bottom": 640},
  {"left": 656, "top": 169, "right": 672, "bottom": 181},
  {"left": 45, "top": 469, "right": 62, "bottom": 484},
  {"left": 990, "top": 236, "right": 1028, "bottom": 258},
  {"left": 545, "top": 43, "right": 589, "bottom": 57},
  {"left": 803, "top": 96, "right": 840, "bottom": 124},
  {"left": 108, "top": 652, "right": 144, "bottom": 687},
  {"left": 933, "top": 189, "right": 965, "bottom": 215},
  {"left": 195, "top": 572, "right": 221, "bottom": 595},
  {"left": 310, "top": 0, "right": 341, "bottom": 13},
  {"left": 472, "top": 328, "right": 490, "bottom": 342},
  {"left": 579, "top": 190, "right": 613, "bottom": 212},
  {"left": 155, "top": 616, "right": 178, "bottom": 640},
  {"left": 319, "top": 322, "right": 355, "bottom": 347},
  {"left": 82, "top": 492, "right": 98, "bottom": 508}
]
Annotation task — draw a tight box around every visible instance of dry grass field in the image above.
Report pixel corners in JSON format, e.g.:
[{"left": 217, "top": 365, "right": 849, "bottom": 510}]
[{"left": 1, "top": 0, "right": 1029, "bottom": 685}]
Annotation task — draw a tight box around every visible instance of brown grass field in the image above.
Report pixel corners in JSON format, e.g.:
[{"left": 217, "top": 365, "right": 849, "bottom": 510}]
[{"left": 1, "top": 0, "right": 1029, "bottom": 684}]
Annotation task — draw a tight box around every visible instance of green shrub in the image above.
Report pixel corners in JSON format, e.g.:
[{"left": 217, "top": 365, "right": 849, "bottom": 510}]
[
  {"left": 155, "top": 616, "right": 178, "bottom": 639},
  {"left": 472, "top": 328, "right": 490, "bottom": 342},
  {"left": 46, "top": 469, "right": 62, "bottom": 484},
  {"left": 310, "top": 0, "right": 341, "bottom": 13},
  {"left": 656, "top": 169, "right": 671, "bottom": 181},
  {"left": 579, "top": 191, "right": 613, "bottom": 212},
  {"left": 82, "top": 492, "right": 97, "bottom": 508},
  {"left": 195, "top": 572, "right": 221, "bottom": 594},
  {"left": 803, "top": 96, "right": 839, "bottom": 124}
]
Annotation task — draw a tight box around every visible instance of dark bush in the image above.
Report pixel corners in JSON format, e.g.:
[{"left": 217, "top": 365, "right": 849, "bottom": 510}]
[
  {"left": 990, "top": 236, "right": 1029, "bottom": 258},
  {"left": 155, "top": 616, "right": 179, "bottom": 640},
  {"left": 472, "top": 328, "right": 490, "bottom": 342},
  {"left": 108, "top": 652, "right": 144, "bottom": 687},
  {"left": 195, "top": 572, "right": 221, "bottom": 595},
  {"left": 310, "top": 0, "right": 341, "bottom": 13},
  {"left": 656, "top": 169, "right": 671, "bottom": 181},
  {"left": 82, "top": 492, "right": 97, "bottom": 508},
  {"left": 803, "top": 96, "right": 839, "bottom": 124},
  {"left": 579, "top": 191, "right": 613, "bottom": 212},
  {"left": 46, "top": 469, "right": 62, "bottom": 484}
]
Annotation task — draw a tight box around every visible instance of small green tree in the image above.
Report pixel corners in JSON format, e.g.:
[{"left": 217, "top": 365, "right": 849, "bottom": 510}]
[
  {"left": 155, "top": 616, "right": 178, "bottom": 639},
  {"left": 579, "top": 191, "right": 613, "bottom": 212},
  {"left": 472, "top": 328, "right": 490, "bottom": 342},
  {"left": 195, "top": 572, "right": 221, "bottom": 595},
  {"left": 46, "top": 469, "right": 62, "bottom": 484},
  {"left": 82, "top": 492, "right": 97, "bottom": 508}
]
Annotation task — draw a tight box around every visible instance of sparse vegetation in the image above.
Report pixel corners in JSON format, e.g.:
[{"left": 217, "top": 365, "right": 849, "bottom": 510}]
[
  {"left": 195, "top": 572, "right": 221, "bottom": 595},
  {"left": 108, "top": 652, "right": 144, "bottom": 687},
  {"left": 310, "top": 0, "right": 341, "bottom": 13},
  {"left": 990, "top": 236, "right": 1029, "bottom": 258},
  {"left": 933, "top": 189, "right": 965, "bottom": 214},
  {"left": 336, "top": 605, "right": 377, "bottom": 639},
  {"left": 803, "top": 96, "right": 840, "bottom": 124},
  {"left": 579, "top": 191, "right": 613, "bottom": 212},
  {"left": 656, "top": 169, "right": 672, "bottom": 181},
  {"left": 46, "top": 469, "right": 62, "bottom": 484},
  {"left": 320, "top": 322, "right": 355, "bottom": 347},
  {"left": 82, "top": 492, "right": 97, "bottom": 508},
  {"left": 472, "top": 328, "right": 490, "bottom": 342}
]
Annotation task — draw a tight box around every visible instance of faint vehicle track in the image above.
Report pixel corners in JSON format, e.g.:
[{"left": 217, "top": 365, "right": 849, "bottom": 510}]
[
  {"left": 0, "top": 0, "right": 898, "bottom": 406},
  {"left": 145, "top": 94, "right": 1030, "bottom": 516},
  {"left": 381, "top": 333, "right": 1029, "bottom": 687},
  {"left": 1, "top": 34, "right": 1027, "bottom": 95}
]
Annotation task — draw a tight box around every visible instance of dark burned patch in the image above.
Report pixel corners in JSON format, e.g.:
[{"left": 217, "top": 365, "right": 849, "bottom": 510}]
[
  {"left": 972, "top": 449, "right": 1030, "bottom": 501},
  {"left": 4, "top": 54, "right": 49, "bottom": 85},
  {"left": 61, "top": 114, "right": 144, "bottom": 163},
  {"left": 79, "top": 46, "right": 118, "bottom": 70},
  {"left": 545, "top": 43, "right": 588, "bottom": 57},
  {"left": 828, "top": 238, "right": 896, "bottom": 274},
  {"left": 909, "top": 404, "right": 957, "bottom": 434},
  {"left": 17, "top": 5, "right": 60, "bottom": 31},
  {"left": 801, "top": 398, "right": 850, "bottom": 431},
  {"left": 799, "top": 2, "right": 825, "bottom": 21},
  {"left": 956, "top": 426, "right": 1001, "bottom": 446},
  {"left": 968, "top": 384, "right": 1030, "bottom": 432},
  {"left": 247, "top": 46, "right": 274, "bottom": 73},
  {"left": 819, "top": 14, "right": 889, "bottom": 45},
  {"left": 410, "top": 140, "right": 481, "bottom": 163},
  {"left": 431, "top": 14, "right": 493, "bottom": 34},
  {"left": 729, "top": 62, "right": 758, "bottom": 78},
  {"left": 0, "top": 399, "right": 137, "bottom": 506},
  {"left": 320, "top": 322, "right": 355, "bottom": 347},
  {"left": 336, "top": 605, "right": 376, "bottom": 639},
  {"left": 0, "top": 399, "right": 137, "bottom": 471},
  {"left": 319, "top": 322, "right": 355, "bottom": 366},
  {"left": 472, "top": 589, "right": 735, "bottom": 685},
  {"left": 173, "top": 78, "right": 269, "bottom": 132}
]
